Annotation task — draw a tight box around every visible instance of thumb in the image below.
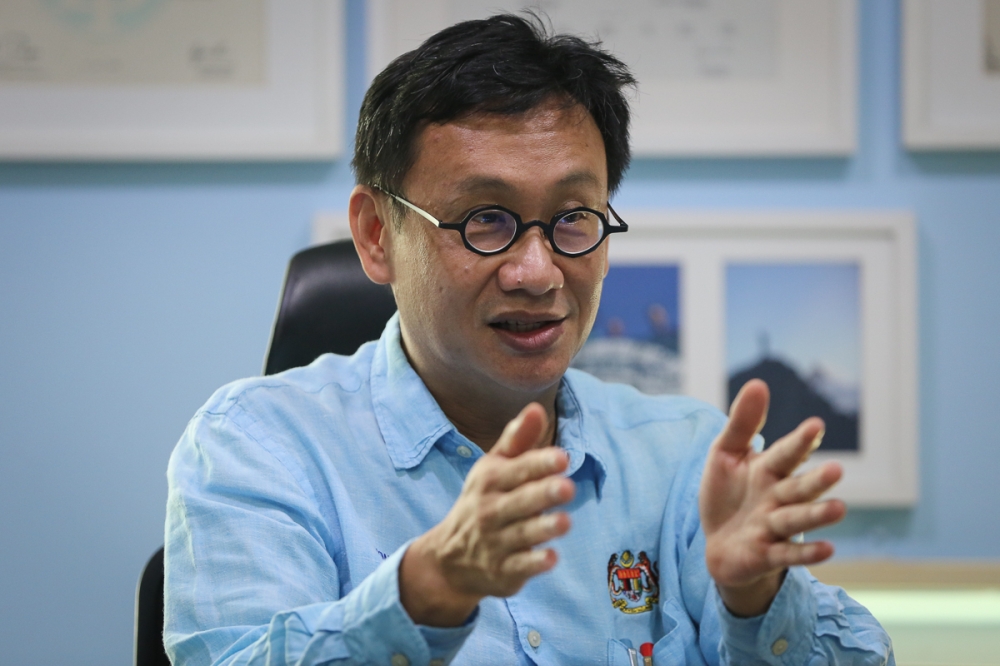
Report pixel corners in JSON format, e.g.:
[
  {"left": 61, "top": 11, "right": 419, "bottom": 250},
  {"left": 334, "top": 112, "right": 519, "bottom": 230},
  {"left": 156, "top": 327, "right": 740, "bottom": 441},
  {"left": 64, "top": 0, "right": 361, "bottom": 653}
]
[
  {"left": 492, "top": 403, "right": 548, "bottom": 459},
  {"left": 716, "top": 379, "right": 769, "bottom": 455}
]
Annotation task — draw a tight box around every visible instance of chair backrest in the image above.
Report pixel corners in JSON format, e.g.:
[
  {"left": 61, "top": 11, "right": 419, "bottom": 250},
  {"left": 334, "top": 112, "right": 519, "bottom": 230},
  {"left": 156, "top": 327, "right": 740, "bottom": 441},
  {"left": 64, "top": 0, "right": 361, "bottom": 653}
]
[
  {"left": 263, "top": 239, "right": 397, "bottom": 375},
  {"left": 134, "top": 547, "right": 168, "bottom": 666},
  {"left": 136, "top": 240, "right": 396, "bottom": 665}
]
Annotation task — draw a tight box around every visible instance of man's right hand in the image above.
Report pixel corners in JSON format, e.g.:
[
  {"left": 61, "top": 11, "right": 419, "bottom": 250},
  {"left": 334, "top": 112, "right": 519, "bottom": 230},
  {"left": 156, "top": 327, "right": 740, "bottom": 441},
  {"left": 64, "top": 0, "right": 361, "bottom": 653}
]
[{"left": 398, "top": 402, "right": 575, "bottom": 627}]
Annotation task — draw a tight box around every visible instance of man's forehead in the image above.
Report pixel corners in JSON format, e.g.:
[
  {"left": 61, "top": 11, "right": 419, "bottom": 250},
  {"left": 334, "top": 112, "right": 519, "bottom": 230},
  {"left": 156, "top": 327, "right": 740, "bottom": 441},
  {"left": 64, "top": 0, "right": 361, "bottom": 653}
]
[
  {"left": 447, "top": 171, "right": 604, "bottom": 198},
  {"left": 436, "top": 98, "right": 595, "bottom": 134},
  {"left": 404, "top": 101, "right": 608, "bottom": 197}
]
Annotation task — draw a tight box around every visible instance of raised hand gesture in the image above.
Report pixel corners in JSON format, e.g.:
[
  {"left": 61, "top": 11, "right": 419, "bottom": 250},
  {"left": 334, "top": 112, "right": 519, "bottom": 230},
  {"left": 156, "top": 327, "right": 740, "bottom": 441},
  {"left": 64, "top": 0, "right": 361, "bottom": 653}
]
[
  {"left": 399, "top": 403, "right": 576, "bottom": 626},
  {"left": 700, "top": 379, "right": 847, "bottom": 617}
]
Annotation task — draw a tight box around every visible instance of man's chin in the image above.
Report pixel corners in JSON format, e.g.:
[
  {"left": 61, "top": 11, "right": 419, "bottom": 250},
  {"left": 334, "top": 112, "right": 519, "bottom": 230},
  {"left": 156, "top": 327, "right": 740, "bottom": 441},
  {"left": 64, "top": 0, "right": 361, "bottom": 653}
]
[{"left": 488, "top": 355, "right": 572, "bottom": 396}]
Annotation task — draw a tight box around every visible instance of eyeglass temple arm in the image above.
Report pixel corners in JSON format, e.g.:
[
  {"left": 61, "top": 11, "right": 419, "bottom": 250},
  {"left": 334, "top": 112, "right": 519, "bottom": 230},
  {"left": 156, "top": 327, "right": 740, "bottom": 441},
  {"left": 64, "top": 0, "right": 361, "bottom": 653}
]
[
  {"left": 608, "top": 204, "right": 628, "bottom": 231},
  {"left": 383, "top": 191, "right": 442, "bottom": 228}
]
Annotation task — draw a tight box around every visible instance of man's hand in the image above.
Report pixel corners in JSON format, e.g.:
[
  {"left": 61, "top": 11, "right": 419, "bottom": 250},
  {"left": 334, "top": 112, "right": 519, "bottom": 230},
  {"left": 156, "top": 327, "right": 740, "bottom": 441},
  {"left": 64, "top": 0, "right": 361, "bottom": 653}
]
[
  {"left": 399, "top": 403, "right": 576, "bottom": 626},
  {"left": 700, "top": 379, "right": 846, "bottom": 617}
]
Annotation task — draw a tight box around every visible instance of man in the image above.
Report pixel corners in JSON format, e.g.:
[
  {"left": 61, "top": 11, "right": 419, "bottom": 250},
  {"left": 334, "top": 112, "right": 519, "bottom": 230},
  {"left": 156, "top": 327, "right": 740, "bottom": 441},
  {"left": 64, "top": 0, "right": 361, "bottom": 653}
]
[{"left": 165, "top": 15, "right": 893, "bottom": 665}]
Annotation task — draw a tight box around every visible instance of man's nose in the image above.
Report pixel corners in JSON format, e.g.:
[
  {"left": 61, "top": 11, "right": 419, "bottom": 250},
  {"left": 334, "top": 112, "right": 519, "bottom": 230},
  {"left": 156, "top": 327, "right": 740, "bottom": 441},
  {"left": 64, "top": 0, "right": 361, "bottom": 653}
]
[{"left": 497, "top": 226, "right": 564, "bottom": 295}]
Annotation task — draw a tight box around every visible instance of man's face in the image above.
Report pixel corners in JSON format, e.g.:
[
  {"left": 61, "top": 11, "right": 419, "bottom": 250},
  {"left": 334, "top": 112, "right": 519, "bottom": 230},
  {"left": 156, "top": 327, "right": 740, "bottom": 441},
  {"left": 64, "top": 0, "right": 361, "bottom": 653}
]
[{"left": 386, "top": 100, "right": 610, "bottom": 400}]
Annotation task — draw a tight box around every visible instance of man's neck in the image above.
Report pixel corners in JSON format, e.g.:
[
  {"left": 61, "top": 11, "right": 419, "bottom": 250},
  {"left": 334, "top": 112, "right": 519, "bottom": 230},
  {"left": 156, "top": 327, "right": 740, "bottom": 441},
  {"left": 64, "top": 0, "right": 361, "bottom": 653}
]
[
  {"left": 399, "top": 343, "right": 561, "bottom": 453},
  {"left": 431, "top": 382, "right": 560, "bottom": 453}
]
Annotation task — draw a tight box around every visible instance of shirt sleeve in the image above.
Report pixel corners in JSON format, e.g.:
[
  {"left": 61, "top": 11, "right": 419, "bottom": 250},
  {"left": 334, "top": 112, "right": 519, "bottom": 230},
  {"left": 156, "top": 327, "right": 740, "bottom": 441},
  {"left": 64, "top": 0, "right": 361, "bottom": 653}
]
[
  {"left": 164, "top": 405, "right": 475, "bottom": 666},
  {"left": 714, "top": 567, "right": 895, "bottom": 666}
]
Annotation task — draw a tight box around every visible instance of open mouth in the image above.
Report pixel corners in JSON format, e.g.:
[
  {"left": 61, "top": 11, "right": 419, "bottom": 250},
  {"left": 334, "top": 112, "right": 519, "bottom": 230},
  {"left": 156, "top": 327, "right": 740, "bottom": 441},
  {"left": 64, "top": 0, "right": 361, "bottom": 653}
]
[
  {"left": 488, "top": 316, "right": 567, "bottom": 351},
  {"left": 490, "top": 320, "right": 553, "bottom": 333}
]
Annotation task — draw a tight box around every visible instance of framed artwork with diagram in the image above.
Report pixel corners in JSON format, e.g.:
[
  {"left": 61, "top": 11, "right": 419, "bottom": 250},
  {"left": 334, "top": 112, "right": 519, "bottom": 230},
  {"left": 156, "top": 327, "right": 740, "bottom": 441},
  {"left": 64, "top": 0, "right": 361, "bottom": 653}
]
[
  {"left": 0, "top": 0, "right": 345, "bottom": 159},
  {"left": 367, "top": 0, "right": 858, "bottom": 156}
]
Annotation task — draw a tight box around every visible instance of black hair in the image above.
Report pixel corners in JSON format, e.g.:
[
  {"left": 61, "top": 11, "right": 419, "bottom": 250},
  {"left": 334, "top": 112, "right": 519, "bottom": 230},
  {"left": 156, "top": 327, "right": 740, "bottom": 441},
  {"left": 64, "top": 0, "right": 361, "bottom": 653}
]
[{"left": 352, "top": 13, "right": 636, "bottom": 204}]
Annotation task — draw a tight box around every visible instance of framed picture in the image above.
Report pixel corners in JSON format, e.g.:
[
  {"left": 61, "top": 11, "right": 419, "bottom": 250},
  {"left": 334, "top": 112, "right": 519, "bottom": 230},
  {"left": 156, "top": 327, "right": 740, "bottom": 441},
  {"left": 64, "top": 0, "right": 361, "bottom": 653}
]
[
  {"left": 903, "top": 0, "right": 1000, "bottom": 149},
  {"left": 0, "top": 0, "right": 345, "bottom": 160},
  {"left": 573, "top": 211, "right": 918, "bottom": 506},
  {"left": 367, "top": 0, "right": 857, "bottom": 156}
]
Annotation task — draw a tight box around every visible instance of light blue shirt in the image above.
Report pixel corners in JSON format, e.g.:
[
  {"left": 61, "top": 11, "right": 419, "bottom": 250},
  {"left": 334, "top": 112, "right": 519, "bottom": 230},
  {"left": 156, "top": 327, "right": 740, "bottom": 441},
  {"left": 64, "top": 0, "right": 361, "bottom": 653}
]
[{"left": 165, "top": 314, "right": 893, "bottom": 665}]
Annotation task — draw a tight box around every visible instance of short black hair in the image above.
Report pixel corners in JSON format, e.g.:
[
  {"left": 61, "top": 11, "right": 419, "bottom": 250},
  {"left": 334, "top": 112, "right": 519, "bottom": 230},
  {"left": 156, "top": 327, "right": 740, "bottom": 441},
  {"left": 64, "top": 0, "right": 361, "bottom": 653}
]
[{"left": 352, "top": 13, "right": 636, "bottom": 201}]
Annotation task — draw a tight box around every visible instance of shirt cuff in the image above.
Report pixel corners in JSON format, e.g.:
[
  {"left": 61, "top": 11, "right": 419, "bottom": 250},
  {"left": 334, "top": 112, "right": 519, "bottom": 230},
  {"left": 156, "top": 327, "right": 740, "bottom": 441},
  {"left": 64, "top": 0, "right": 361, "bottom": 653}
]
[
  {"left": 333, "top": 540, "right": 477, "bottom": 665},
  {"left": 716, "top": 566, "right": 817, "bottom": 665}
]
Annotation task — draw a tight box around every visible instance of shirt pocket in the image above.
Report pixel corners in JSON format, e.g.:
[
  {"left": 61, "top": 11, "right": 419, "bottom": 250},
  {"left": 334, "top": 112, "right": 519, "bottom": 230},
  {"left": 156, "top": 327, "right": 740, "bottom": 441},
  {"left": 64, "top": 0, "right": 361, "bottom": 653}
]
[
  {"left": 607, "top": 638, "right": 640, "bottom": 666},
  {"left": 606, "top": 606, "right": 679, "bottom": 666}
]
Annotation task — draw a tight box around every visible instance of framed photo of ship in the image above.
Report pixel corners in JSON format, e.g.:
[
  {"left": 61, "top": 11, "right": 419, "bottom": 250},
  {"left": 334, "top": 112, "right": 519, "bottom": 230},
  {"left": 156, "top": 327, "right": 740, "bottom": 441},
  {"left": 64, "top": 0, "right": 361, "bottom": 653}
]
[
  {"left": 367, "top": 0, "right": 857, "bottom": 156},
  {"left": 0, "top": 0, "right": 345, "bottom": 160},
  {"left": 903, "top": 0, "right": 1000, "bottom": 149},
  {"left": 588, "top": 210, "right": 918, "bottom": 506}
]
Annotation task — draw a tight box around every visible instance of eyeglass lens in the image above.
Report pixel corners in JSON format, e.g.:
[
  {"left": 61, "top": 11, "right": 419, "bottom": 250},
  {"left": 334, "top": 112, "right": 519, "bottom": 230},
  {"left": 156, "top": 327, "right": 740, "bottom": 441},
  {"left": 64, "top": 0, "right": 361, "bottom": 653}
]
[{"left": 465, "top": 209, "right": 605, "bottom": 254}]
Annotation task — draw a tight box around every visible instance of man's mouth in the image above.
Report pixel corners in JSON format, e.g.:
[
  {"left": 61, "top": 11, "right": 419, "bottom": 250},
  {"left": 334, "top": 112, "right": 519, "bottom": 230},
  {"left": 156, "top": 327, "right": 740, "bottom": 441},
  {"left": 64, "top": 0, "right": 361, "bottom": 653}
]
[
  {"left": 487, "top": 315, "right": 567, "bottom": 352},
  {"left": 491, "top": 320, "right": 551, "bottom": 333}
]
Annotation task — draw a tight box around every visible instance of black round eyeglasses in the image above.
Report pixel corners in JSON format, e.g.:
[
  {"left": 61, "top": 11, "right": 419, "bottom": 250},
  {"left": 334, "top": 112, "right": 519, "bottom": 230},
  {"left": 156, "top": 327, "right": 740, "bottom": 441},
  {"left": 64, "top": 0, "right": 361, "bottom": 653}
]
[{"left": 377, "top": 188, "right": 628, "bottom": 257}]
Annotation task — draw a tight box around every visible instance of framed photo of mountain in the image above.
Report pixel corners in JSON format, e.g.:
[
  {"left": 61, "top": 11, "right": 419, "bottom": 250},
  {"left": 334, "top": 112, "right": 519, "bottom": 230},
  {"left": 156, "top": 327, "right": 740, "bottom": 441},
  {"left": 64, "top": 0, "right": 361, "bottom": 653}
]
[
  {"left": 903, "top": 0, "right": 1000, "bottom": 149},
  {"left": 367, "top": 0, "right": 857, "bottom": 156},
  {"left": 600, "top": 210, "right": 918, "bottom": 506},
  {"left": 726, "top": 262, "right": 861, "bottom": 453}
]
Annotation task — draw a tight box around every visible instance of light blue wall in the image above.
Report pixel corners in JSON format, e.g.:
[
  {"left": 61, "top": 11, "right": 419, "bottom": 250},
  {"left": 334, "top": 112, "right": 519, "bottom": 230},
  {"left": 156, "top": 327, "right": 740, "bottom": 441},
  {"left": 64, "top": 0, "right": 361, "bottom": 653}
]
[{"left": 1, "top": 1, "right": 998, "bottom": 663}]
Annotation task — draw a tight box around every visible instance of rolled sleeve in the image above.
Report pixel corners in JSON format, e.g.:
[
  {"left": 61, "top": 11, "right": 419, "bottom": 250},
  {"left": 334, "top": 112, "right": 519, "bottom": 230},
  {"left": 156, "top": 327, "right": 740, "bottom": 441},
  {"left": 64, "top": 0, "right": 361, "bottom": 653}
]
[
  {"left": 716, "top": 567, "right": 894, "bottom": 666},
  {"left": 340, "top": 543, "right": 477, "bottom": 665},
  {"left": 716, "top": 567, "right": 816, "bottom": 665}
]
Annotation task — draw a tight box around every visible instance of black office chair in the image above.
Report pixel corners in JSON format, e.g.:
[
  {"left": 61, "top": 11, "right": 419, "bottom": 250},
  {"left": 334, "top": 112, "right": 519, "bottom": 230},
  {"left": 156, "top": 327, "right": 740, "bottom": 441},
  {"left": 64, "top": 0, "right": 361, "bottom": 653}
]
[{"left": 134, "top": 239, "right": 397, "bottom": 666}]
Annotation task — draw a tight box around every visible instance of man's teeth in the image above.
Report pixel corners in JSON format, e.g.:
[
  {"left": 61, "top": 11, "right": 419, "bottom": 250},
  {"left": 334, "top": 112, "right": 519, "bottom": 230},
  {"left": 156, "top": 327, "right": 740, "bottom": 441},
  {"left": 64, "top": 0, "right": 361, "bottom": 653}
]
[{"left": 497, "top": 321, "right": 546, "bottom": 332}]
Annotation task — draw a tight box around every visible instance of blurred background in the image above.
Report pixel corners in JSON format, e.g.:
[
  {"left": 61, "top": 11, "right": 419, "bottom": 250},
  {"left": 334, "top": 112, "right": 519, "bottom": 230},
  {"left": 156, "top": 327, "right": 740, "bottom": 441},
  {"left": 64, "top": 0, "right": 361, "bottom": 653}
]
[{"left": 1, "top": 1, "right": 999, "bottom": 663}]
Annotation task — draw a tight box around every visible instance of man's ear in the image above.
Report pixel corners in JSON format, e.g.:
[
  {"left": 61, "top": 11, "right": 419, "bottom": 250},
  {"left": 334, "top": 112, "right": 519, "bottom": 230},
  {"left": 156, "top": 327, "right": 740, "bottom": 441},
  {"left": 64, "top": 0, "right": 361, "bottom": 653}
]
[{"left": 349, "top": 185, "right": 393, "bottom": 285}]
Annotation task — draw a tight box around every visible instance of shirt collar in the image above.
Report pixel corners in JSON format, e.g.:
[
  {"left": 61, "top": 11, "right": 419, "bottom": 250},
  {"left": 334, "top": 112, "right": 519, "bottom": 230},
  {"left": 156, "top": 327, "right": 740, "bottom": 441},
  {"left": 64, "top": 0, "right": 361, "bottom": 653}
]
[
  {"left": 370, "top": 313, "right": 456, "bottom": 470},
  {"left": 555, "top": 373, "right": 608, "bottom": 499},
  {"left": 370, "top": 314, "right": 608, "bottom": 498}
]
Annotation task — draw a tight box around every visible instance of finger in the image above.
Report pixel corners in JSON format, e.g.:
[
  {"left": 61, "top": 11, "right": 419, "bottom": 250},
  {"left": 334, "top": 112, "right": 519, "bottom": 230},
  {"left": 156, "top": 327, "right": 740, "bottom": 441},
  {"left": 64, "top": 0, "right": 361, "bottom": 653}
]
[
  {"left": 493, "top": 403, "right": 548, "bottom": 459},
  {"left": 773, "top": 461, "right": 843, "bottom": 505},
  {"left": 760, "top": 417, "right": 825, "bottom": 478},
  {"left": 487, "top": 475, "right": 575, "bottom": 528},
  {"left": 484, "top": 447, "right": 568, "bottom": 493},
  {"left": 496, "top": 511, "right": 572, "bottom": 553},
  {"left": 498, "top": 547, "right": 559, "bottom": 581},
  {"left": 716, "top": 379, "right": 770, "bottom": 455},
  {"left": 766, "top": 499, "right": 847, "bottom": 539},
  {"left": 764, "top": 539, "right": 835, "bottom": 569}
]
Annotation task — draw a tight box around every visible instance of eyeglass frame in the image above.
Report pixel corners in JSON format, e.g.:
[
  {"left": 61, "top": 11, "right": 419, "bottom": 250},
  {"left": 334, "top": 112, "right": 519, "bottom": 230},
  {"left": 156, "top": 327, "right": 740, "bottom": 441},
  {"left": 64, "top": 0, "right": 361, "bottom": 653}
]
[{"left": 374, "top": 187, "right": 628, "bottom": 257}]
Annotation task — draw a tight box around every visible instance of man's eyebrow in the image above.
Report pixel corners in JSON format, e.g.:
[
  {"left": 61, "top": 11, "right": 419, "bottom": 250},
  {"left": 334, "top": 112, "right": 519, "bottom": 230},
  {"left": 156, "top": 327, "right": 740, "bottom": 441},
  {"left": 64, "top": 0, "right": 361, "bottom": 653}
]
[
  {"left": 451, "top": 175, "right": 516, "bottom": 197},
  {"left": 555, "top": 171, "right": 603, "bottom": 190}
]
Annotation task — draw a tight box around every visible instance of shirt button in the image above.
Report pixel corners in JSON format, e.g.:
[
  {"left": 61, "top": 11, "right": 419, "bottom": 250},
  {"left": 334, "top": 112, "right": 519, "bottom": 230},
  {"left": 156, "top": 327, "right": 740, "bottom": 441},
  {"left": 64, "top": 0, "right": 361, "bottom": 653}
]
[
  {"left": 527, "top": 629, "right": 542, "bottom": 648},
  {"left": 390, "top": 654, "right": 410, "bottom": 666},
  {"left": 456, "top": 445, "right": 473, "bottom": 458},
  {"left": 771, "top": 638, "right": 789, "bottom": 656}
]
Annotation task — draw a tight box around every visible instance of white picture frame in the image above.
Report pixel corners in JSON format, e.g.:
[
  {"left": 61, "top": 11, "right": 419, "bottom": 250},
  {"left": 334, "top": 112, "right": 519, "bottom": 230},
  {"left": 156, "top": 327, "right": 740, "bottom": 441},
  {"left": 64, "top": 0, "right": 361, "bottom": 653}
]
[
  {"left": 903, "top": 0, "right": 1000, "bottom": 150},
  {"left": 606, "top": 210, "right": 918, "bottom": 506},
  {"left": 0, "top": 0, "right": 345, "bottom": 160},
  {"left": 367, "top": 0, "right": 857, "bottom": 156}
]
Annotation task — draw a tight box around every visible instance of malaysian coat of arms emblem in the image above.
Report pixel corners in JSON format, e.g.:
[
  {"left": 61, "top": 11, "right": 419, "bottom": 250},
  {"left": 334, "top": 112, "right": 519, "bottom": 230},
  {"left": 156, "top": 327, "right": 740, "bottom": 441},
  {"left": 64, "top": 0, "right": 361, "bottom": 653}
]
[{"left": 607, "top": 549, "right": 660, "bottom": 614}]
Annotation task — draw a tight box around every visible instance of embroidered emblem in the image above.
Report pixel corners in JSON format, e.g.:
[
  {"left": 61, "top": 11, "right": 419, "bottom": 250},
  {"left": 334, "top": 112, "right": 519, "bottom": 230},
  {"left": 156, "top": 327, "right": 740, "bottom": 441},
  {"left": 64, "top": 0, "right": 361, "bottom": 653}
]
[{"left": 608, "top": 549, "right": 659, "bottom": 614}]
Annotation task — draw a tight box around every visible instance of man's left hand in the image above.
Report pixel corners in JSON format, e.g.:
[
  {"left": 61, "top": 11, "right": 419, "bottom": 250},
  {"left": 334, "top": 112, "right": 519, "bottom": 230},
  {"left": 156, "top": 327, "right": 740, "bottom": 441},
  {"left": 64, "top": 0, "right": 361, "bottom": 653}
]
[{"left": 699, "top": 379, "right": 846, "bottom": 617}]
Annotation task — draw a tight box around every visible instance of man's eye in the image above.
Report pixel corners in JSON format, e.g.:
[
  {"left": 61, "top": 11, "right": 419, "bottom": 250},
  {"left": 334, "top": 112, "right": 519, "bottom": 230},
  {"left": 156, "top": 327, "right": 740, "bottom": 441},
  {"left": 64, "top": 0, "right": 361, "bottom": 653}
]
[
  {"left": 470, "top": 210, "right": 511, "bottom": 226},
  {"left": 559, "top": 211, "right": 587, "bottom": 224},
  {"left": 473, "top": 211, "right": 505, "bottom": 225}
]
